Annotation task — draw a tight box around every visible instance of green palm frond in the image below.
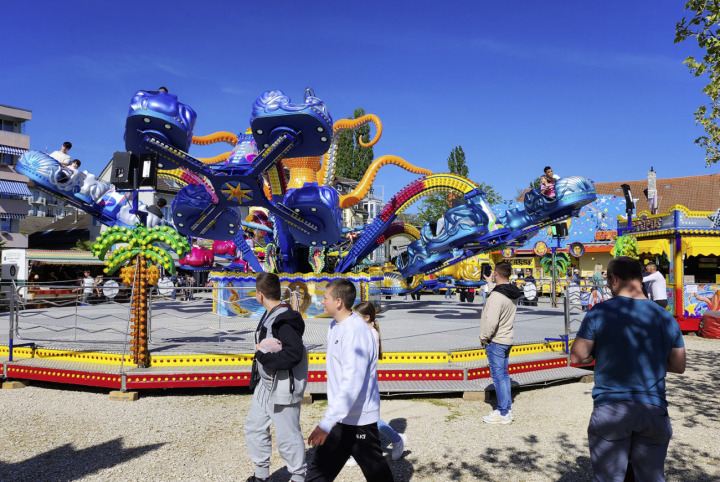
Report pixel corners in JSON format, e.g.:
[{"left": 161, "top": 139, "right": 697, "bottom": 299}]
[{"left": 92, "top": 224, "right": 190, "bottom": 275}]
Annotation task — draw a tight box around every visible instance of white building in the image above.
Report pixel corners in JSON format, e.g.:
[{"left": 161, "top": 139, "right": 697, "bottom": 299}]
[{"left": 0, "top": 104, "right": 31, "bottom": 248}]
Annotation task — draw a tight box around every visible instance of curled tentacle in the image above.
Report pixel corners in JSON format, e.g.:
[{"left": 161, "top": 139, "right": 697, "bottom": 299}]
[
  {"left": 318, "top": 114, "right": 383, "bottom": 186},
  {"left": 191, "top": 131, "right": 239, "bottom": 146},
  {"left": 195, "top": 152, "right": 232, "bottom": 164},
  {"left": 336, "top": 114, "right": 382, "bottom": 148},
  {"left": 338, "top": 155, "right": 433, "bottom": 208}
]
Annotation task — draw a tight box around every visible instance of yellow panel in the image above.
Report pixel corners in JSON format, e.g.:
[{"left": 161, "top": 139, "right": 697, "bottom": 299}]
[
  {"left": 149, "top": 354, "right": 254, "bottom": 367},
  {"left": 0, "top": 346, "right": 133, "bottom": 365}
]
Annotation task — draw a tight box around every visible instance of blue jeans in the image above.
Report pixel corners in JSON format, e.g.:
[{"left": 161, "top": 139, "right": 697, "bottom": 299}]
[
  {"left": 377, "top": 419, "right": 401, "bottom": 443},
  {"left": 444, "top": 288, "right": 453, "bottom": 299},
  {"left": 486, "top": 342, "right": 512, "bottom": 415},
  {"left": 588, "top": 401, "right": 672, "bottom": 481}
]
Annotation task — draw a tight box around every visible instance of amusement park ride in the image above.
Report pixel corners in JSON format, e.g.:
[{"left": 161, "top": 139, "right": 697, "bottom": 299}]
[
  {"left": 3, "top": 88, "right": 600, "bottom": 392},
  {"left": 16, "top": 88, "right": 597, "bottom": 294}
]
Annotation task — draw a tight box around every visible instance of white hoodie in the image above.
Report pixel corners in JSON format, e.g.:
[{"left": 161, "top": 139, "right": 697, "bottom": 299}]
[{"left": 318, "top": 312, "right": 380, "bottom": 433}]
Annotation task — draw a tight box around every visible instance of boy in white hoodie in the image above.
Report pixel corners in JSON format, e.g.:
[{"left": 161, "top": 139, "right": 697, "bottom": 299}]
[{"left": 306, "top": 279, "right": 394, "bottom": 481}]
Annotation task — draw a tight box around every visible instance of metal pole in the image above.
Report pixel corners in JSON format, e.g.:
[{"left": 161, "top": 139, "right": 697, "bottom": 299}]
[
  {"left": 563, "top": 286, "right": 571, "bottom": 356},
  {"left": 8, "top": 283, "right": 15, "bottom": 362},
  {"left": 550, "top": 246, "right": 557, "bottom": 308}
]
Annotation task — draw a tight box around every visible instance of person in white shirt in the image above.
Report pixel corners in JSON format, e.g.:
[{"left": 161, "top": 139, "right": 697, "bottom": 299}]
[
  {"left": 49, "top": 141, "right": 72, "bottom": 166},
  {"left": 81, "top": 271, "right": 94, "bottom": 304},
  {"left": 306, "top": 279, "right": 393, "bottom": 481},
  {"left": 643, "top": 262, "right": 668, "bottom": 308}
]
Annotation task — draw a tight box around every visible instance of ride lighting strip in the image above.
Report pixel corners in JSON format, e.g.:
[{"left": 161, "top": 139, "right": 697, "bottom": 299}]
[
  {"left": 467, "top": 357, "right": 569, "bottom": 380},
  {"left": 125, "top": 373, "right": 251, "bottom": 389},
  {"left": 450, "top": 340, "right": 571, "bottom": 362},
  {"left": 5, "top": 366, "right": 122, "bottom": 388},
  {"left": 1, "top": 341, "right": 572, "bottom": 368},
  {"left": 308, "top": 369, "right": 465, "bottom": 383},
  {"left": 0, "top": 346, "right": 134, "bottom": 366}
]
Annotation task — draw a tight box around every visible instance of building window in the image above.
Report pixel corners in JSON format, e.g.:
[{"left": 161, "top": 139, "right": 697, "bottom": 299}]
[
  {"left": 1, "top": 119, "right": 16, "bottom": 132},
  {"left": 0, "top": 153, "right": 11, "bottom": 165},
  {"left": 0, "top": 219, "right": 11, "bottom": 232}
]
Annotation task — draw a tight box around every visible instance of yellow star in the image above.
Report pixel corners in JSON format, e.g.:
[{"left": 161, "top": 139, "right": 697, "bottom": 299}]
[{"left": 222, "top": 183, "right": 253, "bottom": 203}]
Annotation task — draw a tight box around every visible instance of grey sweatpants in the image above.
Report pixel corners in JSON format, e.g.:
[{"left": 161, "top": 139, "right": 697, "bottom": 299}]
[{"left": 244, "top": 383, "right": 307, "bottom": 481}]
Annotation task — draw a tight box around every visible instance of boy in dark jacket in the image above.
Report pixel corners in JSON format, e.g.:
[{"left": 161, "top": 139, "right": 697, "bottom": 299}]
[{"left": 245, "top": 273, "right": 309, "bottom": 482}]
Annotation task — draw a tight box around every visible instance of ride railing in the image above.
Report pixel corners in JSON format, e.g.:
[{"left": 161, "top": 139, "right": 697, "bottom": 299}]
[
  {"left": 2, "top": 282, "right": 300, "bottom": 364},
  {"left": 4, "top": 280, "right": 135, "bottom": 346},
  {"left": 145, "top": 285, "right": 297, "bottom": 351},
  {"left": 557, "top": 283, "right": 613, "bottom": 354}
]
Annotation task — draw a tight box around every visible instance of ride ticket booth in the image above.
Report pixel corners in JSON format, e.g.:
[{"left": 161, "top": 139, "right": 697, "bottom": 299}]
[{"left": 625, "top": 205, "right": 720, "bottom": 331}]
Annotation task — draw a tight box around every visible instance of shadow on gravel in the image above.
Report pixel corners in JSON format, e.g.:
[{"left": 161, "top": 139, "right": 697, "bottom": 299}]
[
  {"left": 0, "top": 438, "right": 165, "bottom": 481},
  {"left": 667, "top": 347, "right": 720, "bottom": 429},
  {"left": 400, "top": 432, "right": 593, "bottom": 481}
]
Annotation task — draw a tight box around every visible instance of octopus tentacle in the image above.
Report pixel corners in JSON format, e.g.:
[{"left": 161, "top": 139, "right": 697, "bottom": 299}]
[
  {"left": 195, "top": 152, "right": 232, "bottom": 164},
  {"left": 318, "top": 114, "right": 383, "bottom": 187},
  {"left": 338, "top": 155, "right": 433, "bottom": 208},
  {"left": 191, "top": 131, "right": 239, "bottom": 146}
]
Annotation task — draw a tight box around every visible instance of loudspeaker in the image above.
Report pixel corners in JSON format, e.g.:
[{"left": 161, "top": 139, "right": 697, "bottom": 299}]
[
  {"left": 110, "top": 151, "right": 138, "bottom": 190},
  {"left": 138, "top": 153, "right": 158, "bottom": 188}
]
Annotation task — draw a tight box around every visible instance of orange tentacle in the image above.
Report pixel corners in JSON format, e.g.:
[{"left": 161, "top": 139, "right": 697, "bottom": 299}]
[
  {"left": 319, "top": 114, "right": 383, "bottom": 186},
  {"left": 334, "top": 114, "right": 382, "bottom": 148},
  {"left": 338, "top": 155, "right": 433, "bottom": 208},
  {"left": 195, "top": 152, "right": 232, "bottom": 164},
  {"left": 192, "top": 131, "right": 239, "bottom": 146}
]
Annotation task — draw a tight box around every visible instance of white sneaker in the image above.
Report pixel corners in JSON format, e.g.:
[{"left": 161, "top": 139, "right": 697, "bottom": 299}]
[
  {"left": 391, "top": 433, "right": 407, "bottom": 460},
  {"left": 483, "top": 410, "right": 513, "bottom": 424},
  {"left": 345, "top": 456, "right": 358, "bottom": 466}
]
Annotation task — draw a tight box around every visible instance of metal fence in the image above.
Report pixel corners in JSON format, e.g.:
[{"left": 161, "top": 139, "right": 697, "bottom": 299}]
[
  {"left": 563, "top": 283, "right": 613, "bottom": 338},
  {"left": 0, "top": 282, "right": 301, "bottom": 362}
]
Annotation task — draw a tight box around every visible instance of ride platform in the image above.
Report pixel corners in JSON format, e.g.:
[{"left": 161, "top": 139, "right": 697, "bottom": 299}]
[{"left": 1, "top": 294, "right": 591, "bottom": 395}]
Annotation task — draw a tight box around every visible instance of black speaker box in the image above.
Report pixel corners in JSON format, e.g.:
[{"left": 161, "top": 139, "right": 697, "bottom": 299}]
[{"left": 110, "top": 151, "right": 138, "bottom": 190}]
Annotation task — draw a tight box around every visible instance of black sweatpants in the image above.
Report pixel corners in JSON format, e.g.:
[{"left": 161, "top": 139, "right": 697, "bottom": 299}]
[{"left": 306, "top": 422, "right": 394, "bottom": 482}]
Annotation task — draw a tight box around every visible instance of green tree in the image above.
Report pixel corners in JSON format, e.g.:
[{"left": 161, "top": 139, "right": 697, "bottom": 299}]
[
  {"left": 335, "top": 108, "right": 375, "bottom": 181},
  {"left": 416, "top": 144, "right": 501, "bottom": 223},
  {"left": 447, "top": 146, "right": 469, "bottom": 177},
  {"left": 675, "top": 1, "right": 720, "bottom": 165},
  {"left": 515, "top": 178, "right": 542, "bottom": 201}
]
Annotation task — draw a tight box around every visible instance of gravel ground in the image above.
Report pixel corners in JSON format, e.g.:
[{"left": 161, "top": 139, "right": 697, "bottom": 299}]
[{"left": 1, "top": 336, "right": 718, "bottom": 481}]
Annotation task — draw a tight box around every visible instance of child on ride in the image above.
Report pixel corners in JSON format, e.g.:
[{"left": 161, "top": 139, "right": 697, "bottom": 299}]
[{"left": 541, "top": 166, "right": 560, "bottom": 199}]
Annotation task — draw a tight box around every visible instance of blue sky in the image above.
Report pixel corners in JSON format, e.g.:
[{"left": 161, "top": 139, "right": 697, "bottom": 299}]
[{"left": 3, "top": 1, "right": 717, "bottom": 207}]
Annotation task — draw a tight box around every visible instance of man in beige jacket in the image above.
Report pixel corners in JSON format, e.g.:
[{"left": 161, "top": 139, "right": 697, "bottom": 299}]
[{"left": 480, "top": 261, "right": 524, "bottom": 424}]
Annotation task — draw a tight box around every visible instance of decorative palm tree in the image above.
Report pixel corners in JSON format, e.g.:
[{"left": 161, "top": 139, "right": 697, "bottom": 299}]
[{"left": 92, "top": 225, "right": 189, "bottom": 367}]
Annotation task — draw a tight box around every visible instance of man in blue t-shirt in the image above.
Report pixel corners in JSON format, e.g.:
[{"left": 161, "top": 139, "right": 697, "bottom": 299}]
[{"left": 571, "top": 256, "right": 686, "bottom": 481}]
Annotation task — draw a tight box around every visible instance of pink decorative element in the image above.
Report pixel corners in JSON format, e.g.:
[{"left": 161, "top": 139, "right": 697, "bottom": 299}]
[
  {"left": 212, "top": 240, "right": 237, "bottom": 257},
  {"left": 180, "top": 246, "right": 215, "bottom": 267}
]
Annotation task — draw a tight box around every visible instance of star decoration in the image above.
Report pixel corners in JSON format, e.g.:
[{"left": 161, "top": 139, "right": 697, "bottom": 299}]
[{"left": 222, "top": 183, "right": 253, "bottom": 203}]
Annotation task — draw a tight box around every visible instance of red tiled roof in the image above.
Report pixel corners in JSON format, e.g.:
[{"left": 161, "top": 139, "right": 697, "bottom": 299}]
[
  {"left": 592, "top": 173, "right": 720, "bottom": 213},
  {"left": 519, "top": 173, "right": 720, "bottom": 213}
]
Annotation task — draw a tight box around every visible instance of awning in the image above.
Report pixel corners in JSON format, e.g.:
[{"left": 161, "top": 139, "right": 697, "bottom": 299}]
[
  {"left": 25, "top": 249, "right": 105, "bottom": 265},
  {"left": 0, "top": 213, "right": 26, "bottom": 219},
  {"left": 637, "top": 239, "right": 670, "bottom": 256},
  {"left": 0, "top": 180, "right": 31, "bottom": 196},
  {"left": 0, "top": 145, "right": 27, "bottom": 156},
  {"left": 682, "top": 236, "right": 720, "bottom": 257}
]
